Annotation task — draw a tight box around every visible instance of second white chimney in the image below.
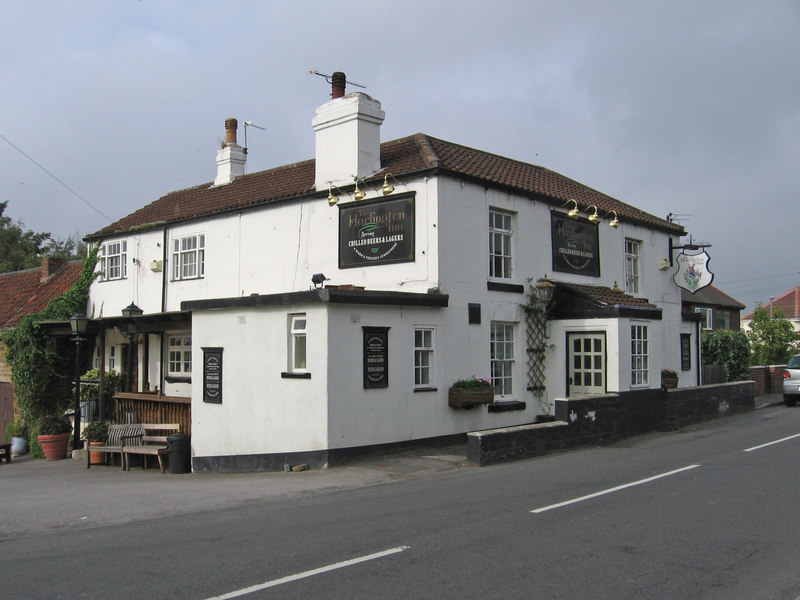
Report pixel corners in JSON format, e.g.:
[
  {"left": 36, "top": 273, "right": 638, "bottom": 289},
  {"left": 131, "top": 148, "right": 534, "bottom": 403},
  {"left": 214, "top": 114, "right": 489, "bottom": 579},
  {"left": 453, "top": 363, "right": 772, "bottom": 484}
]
[
  {"left": 312, "top": 72, "right": 385, "bottom": 190},
  {"left": 214, "top": 118, "right": 246, "bottom": 186}
]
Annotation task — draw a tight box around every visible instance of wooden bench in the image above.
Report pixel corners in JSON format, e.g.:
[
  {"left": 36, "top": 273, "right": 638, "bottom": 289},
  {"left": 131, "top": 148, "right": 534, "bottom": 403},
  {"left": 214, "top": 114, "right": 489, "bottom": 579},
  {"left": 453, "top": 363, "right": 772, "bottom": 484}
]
[
  {"left": 86, "top": 424, "right": 143, "bottom": 469},
  {"left": 122, "top": 423, "right": 180, "bottom": 473},
  {"left": 0, "top": 442, "right": 11, "bottom": 463}
]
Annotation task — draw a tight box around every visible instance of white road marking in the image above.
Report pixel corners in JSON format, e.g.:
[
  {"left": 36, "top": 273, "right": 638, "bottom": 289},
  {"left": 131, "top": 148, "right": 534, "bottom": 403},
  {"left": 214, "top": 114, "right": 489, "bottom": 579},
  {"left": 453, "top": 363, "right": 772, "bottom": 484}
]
[
  {"left": 744, "top": 432, "right": 800, "bottom": 452},
  {"left": 202, "top": 545, "right": 411, "bottom": 600},
  {"left": 530, "top": 464, "right": 702, "bottom": 514}
]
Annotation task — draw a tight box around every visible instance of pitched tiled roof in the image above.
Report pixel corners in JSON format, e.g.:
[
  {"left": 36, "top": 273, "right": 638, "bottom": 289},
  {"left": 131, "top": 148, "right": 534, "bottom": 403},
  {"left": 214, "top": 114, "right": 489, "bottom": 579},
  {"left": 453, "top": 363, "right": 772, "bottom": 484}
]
[
  {"left": 681, "top": 285, "right": 745, "bottom": 309},
  {"left": 559, "top": 282, "right": 657, "bottom": 308},
  {"left": 0, "top": 261, "right": 83, "bottom": 329},
  {"left": 743, "top": 285, "right": 800, "bottom": 320},
  {"left": 86, "top": 133, "right": 684, "bottom": 240}
]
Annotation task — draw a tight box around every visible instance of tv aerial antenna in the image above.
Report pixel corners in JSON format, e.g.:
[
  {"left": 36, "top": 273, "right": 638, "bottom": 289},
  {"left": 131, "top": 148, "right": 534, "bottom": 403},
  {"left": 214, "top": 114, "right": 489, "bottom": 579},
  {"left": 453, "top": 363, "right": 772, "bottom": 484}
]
[
  {"left": 242, "top": 121, "right": 266, "bottom": 162},
  {"left": 308, "top": 69, "right": 367, "bottom": 89}
]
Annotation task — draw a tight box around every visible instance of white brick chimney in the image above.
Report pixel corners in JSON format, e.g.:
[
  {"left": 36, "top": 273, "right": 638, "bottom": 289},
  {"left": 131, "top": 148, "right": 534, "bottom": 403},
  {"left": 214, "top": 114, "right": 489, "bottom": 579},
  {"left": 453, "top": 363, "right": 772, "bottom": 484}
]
[
  {"left": 312, "top": 72, "right": 385, "bottom": 190},
  {"left": 214, "top": 118, "right": 246, "bottom": 186}
]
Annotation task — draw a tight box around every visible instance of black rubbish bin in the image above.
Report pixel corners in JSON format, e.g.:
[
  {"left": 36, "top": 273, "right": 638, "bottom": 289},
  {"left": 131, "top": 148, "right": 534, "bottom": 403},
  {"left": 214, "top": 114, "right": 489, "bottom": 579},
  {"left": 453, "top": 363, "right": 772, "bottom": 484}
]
[{"left": 166, "top": 433, "right": 191, "bottom": 474}]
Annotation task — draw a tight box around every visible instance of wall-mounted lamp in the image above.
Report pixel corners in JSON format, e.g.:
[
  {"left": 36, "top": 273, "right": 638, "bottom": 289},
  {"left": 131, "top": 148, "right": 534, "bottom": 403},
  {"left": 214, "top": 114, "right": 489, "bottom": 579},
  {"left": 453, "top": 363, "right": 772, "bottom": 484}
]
[
  {"left": 608, "top": 210, "right": 619, "bottom": 229},
  {"left": 382, "top": 173, "right": 403, "bottom": 196},
  {"left": 353, "top": 179, "right": 366, "bottom": 201},
  {"left": 611, "top": 281, "right": 624, "bottom": 293},
  {"left": 311, "top": 273, "right": 328, "bottom": 289},
  {"left": 535, "top": 274, "right": 556, "bottom": 304},
  {"left": 121, "top": 302, "right": 143, "bottom": 318},
  {"left": 587, "top": 206, "right": 599, "bottom": 223},
  {"left": 565, "top": 199, "right": 579, "bottom": 218},
  {"left": 327, "top": 184, "right": 342, "bottom": 207}
]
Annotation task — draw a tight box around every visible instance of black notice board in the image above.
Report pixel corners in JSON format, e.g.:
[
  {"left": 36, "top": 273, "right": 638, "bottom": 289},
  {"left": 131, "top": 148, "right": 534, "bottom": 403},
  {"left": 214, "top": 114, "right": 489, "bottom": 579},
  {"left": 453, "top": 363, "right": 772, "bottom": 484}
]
[
  {"left": 551, "top": 211, "right": 600, "bottom": 277},
  {"left": 362, "top": 327, "right": 390, "bottom": 388},
  {"left": 680, "top": 334, "right": 692, "bottom": 371},
  {"left": 202, "top": 347, "right": 223, "bottom": 403}
]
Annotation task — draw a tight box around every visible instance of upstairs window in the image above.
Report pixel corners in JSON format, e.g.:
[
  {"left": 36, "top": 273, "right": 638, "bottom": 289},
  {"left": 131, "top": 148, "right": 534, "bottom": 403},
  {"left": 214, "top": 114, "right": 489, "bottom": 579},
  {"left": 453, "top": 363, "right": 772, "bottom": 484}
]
[
  {"left": 625, "top": 238, "right": 640, "bottom": 294},
  {"left": 173, "top": 234, "right": 205, "bottom": 280},
  {"left": 489, "top": 209, "right": 514, "bottom": 280},
  {"left": 100, "top": 240, "right": 127, "bottom": 281},
  {"left": 168, "top": 334, "right": 192, "bottom": 376}
]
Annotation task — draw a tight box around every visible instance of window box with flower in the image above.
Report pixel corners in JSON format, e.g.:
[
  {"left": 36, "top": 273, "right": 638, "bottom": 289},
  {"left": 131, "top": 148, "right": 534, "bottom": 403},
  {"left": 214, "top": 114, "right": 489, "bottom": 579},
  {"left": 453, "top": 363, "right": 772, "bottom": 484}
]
[
  {"left": 448, "top": 375, "right": 494, "bottom": 408},
  {"left": 661, "top": 368, "right": 679, "bottom": 389}
]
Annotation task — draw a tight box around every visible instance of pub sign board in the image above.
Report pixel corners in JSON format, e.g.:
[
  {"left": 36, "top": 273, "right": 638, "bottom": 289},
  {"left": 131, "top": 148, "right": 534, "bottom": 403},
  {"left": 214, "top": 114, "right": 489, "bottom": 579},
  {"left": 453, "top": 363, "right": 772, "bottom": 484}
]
[
  {"left": 339, "top": 195, "right": 415, "bottom": 269},
  {"left": 363, "top": 327, "right": 390, "bottom": 388},
  {"left": 202, "top": 347, "right": 223, "bottom": 404},
  {"left": 551, "top": 212, "right": 600, "bottom": 277}
]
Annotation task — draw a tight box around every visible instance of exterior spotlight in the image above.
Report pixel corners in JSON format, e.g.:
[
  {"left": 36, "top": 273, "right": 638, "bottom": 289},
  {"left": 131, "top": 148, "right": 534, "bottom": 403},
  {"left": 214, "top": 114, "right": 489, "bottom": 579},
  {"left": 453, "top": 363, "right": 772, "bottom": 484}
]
[
  {"left": 566, "top": 199, "right": 579, "bottom": 218},
  {"left": 587, "top": 206, "right": 599, "bottom": 222},
  {"left": 608, "top": 210, "right": 619, "bottom": 228},
  {"left": 311, "top": 273, "right": 328, "bottom": 289},
  {"left": 353, "top": 180, "right": 366, "bottom": 201}
]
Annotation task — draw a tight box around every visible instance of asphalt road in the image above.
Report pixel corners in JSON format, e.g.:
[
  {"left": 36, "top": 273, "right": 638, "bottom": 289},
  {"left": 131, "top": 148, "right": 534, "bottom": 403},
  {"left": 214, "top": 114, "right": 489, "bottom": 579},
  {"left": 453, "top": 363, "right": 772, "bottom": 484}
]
[{"left": 5, "top": 403, "right": 800, "bottom": 599}]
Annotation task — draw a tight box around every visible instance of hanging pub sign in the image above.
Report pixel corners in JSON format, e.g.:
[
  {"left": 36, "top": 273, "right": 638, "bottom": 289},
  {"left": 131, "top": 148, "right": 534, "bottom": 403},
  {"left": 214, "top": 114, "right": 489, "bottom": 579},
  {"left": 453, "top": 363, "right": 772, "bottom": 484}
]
[
  {"left": 339, "top": 195, "right": 414, "bottom": 269},
  {"left": 551, "top": 212, "right": 600, "bottom": 277},
  {"left": 362, "top": 327, "right": 390, "bottom": 389},
  {"left": 673, "top": 251, "right": 714, "bottom": 294},
  {"left": 202, "top": 347, "right": 223, "bottom": 404}
]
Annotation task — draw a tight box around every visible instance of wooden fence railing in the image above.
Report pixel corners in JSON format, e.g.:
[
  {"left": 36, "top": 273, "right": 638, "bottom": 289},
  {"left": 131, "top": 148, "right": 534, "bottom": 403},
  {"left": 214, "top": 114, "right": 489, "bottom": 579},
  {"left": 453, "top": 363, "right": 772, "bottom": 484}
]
[{"left": 114, "top": 393, "right": 191, "bottom": 435}]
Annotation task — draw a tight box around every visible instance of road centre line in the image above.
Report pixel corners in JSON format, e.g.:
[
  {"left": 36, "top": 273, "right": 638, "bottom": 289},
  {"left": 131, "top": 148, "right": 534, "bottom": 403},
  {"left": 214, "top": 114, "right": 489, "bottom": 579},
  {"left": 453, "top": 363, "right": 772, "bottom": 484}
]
[
  {"left": 202, "top": 545, "right": 411, "bottom": 600},
  {"left": 530, "top": 464, "right": 702, "bottom": 514},
  {"left": 744, "top": 432, "right": 800, "bottom": 452}
]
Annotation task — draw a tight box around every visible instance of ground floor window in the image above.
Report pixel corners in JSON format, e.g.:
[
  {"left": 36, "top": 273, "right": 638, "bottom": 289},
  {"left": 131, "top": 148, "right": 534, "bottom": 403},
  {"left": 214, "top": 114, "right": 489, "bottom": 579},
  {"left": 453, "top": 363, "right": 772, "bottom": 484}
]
[
  {"left": 290, "top": 314, "right": 307, "bottom": 372},
  {"left": 491, "top": 322, "right": 515, "bottom": 397},
  {"left": 414, "top": 327, "right": 434, "bottom": 388},
  {"left": 168, "top": 334, "right": 192, "bottom": 376},
  {"left": 631, "top": 324, "right": 649, "bottom": 386}
]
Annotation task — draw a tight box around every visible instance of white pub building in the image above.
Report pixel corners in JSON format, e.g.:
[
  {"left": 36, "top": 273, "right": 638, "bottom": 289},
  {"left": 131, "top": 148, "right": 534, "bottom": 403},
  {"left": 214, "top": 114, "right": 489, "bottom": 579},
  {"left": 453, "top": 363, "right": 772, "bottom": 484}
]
[{"left": 84, "top": 73, "right": 692, "bottom": 471}]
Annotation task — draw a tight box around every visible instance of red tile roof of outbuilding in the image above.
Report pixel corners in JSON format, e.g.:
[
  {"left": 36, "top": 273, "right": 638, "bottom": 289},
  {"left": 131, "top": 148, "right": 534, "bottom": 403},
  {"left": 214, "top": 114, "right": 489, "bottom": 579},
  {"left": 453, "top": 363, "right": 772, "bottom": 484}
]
[
  {"left": 86, "top": 133, "right": 684, "bottom": 240},
  {"left": 0, "top": 260, "right": 83, "bottom": 329}
]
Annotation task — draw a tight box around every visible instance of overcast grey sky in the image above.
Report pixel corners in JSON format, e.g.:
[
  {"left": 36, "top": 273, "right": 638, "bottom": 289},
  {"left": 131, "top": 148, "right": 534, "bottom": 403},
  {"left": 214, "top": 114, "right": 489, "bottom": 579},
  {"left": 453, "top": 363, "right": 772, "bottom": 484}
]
[{"left": 1, "top": 1, "right": 798, "bottom": 312}]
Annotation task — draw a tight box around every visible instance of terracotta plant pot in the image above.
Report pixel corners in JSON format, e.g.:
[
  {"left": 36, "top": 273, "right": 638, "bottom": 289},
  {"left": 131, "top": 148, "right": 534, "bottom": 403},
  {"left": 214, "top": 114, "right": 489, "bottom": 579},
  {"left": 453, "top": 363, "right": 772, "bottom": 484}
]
[
  {"left": 37, "top": 433, "right": 70, "bottom": 461},
  {"left": 88, "top": 440, "right": 105, "bottom": 465},
  {"left": 661, "top": 378, "right": 678, "bottom": 389}
]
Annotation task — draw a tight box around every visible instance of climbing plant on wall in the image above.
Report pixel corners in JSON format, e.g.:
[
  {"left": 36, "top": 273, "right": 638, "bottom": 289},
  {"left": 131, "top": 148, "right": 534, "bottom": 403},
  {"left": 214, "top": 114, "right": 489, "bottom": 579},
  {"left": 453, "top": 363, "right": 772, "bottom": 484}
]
[{"left": 2, "top": 246, "right": 99, "bottom": 426}]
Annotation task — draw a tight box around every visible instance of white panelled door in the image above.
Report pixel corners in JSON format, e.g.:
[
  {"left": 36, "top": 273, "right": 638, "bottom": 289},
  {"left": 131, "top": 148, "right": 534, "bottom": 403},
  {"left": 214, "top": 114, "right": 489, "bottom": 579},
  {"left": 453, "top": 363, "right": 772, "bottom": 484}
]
[{"left": 568, "top": 333, "right": 606, "bottom": 395}]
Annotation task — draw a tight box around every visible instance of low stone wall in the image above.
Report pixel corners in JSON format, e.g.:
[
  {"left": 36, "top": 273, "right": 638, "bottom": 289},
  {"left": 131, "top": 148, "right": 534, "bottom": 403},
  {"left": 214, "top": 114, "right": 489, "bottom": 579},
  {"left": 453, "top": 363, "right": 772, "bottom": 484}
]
[{"left": 467, "top": 381, "right": 755, "bottom": 466}]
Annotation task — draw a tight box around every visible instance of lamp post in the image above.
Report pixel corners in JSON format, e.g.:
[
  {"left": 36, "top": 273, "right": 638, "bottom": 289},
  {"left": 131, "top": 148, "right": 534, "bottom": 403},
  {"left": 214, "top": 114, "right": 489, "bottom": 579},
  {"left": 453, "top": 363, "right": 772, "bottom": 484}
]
[
  {"left": 69, "top": 314, "right": 89, "bottom": 450},
  {"left": 121, "top": 303, "right": 143, "bottom": 393}
]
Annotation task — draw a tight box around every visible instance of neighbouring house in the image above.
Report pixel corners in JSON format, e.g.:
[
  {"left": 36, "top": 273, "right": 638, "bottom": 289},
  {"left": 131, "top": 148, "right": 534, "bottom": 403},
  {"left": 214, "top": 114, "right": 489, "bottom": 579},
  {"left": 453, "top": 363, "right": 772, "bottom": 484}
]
[
  {"left": 741, "top": 285, "right": 800, "bottom": 335},
  {"left": 79, "top": 73, "right": 697, "bottom": 472},
  {"left": 0, "top": 258, "right": 83, "bottom": 435},
  {"left": 681, "top": 285, "right": 746, "bottom": 331}
]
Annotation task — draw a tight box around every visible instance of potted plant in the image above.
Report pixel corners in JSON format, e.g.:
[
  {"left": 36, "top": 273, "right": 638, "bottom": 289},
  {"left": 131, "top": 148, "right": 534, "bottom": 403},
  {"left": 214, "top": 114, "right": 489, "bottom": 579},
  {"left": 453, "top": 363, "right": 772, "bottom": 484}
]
[
  {"left": 4, "top": 418, "right": 28, "bottom": 456},
  {"left": 661, "top": 368, "right": 679, "bottom": 389},
  {"left": 36, "top": 414, "right": 72, "bottom": 460},
  {"left": 448, "top": 375, "right": 494, "bottom": 408},
  {"left": 81, "top": 420, "right": 109, "bottom": 465}
]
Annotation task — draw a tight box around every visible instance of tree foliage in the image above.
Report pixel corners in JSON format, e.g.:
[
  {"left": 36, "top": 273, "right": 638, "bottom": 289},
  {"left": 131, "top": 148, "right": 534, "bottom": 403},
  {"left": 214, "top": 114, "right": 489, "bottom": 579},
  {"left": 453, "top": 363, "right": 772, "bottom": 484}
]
[
  {"left": 747, "top": 306, "right": 797, "bottom": 365},
  {"left": 2, "top": 246, "right": 99, "bottom": 428},
  {"left": 0, "top": 201, "right": 85, "bottom": 273},
  {"left": 701, "top": 329, "right": 751, "bottom": 381}
]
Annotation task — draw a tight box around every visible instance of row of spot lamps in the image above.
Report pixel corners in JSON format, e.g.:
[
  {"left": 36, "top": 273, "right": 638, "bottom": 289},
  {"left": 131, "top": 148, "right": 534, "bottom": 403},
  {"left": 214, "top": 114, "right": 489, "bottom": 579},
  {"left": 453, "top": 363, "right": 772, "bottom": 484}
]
[
  {"left": 564, "top": 199, "right": 619, "bottom": 229},
  {"left": 327, "top": 173, "right": 403, "bottom": 207}
]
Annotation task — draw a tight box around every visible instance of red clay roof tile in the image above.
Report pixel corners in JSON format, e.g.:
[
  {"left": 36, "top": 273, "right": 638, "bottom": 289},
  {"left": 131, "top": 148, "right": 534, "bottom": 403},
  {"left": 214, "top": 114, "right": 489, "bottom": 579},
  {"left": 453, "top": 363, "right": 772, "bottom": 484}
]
[{"left": 0, "top": 261, "right": 83, "bottom": 329}]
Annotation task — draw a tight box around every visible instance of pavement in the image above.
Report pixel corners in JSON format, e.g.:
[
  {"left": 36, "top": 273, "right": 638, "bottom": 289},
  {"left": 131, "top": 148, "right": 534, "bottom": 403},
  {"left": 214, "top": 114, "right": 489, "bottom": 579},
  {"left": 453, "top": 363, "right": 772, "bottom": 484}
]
[
  {"left": 0, "top": 441, "right": 472, "bottom": 540},
  {"left": 1, "top": 392, "right": 785, "bottom": 541}
]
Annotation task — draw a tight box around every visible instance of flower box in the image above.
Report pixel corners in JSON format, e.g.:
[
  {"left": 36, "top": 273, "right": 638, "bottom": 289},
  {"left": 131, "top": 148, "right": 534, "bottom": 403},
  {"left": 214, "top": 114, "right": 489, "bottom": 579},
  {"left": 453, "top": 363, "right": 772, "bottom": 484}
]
[{"left": 448, "top": 387, "right": 494, "bottom": 408}]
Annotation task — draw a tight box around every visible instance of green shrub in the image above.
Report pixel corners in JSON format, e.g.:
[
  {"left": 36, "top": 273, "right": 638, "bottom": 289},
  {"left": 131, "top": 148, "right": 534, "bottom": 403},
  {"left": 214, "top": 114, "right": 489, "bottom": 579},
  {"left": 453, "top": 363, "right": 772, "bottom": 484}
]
[{"left": 701, "top": 329, "right": 750, "bottom": 381}]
